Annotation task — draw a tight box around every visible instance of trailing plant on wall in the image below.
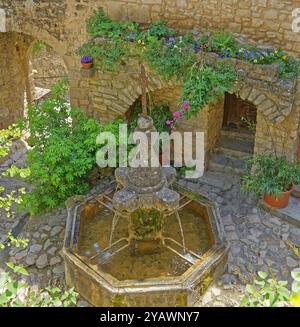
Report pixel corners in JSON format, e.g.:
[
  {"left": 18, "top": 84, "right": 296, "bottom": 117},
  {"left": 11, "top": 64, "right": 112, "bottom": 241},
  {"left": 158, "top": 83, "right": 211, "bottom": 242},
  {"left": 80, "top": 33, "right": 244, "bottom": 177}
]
[
  {"left": 76, "top": 8, "right": 299, "bottom": 121},
  {"left": 76, "top": 8, "right": 239, "bottom": 119}
]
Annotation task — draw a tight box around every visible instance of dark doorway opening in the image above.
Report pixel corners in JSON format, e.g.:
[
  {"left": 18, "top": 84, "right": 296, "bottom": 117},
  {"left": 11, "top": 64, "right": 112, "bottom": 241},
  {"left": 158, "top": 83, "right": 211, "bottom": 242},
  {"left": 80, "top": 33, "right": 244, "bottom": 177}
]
[{"left": 223, "top": 92, "right": 257, "bottom": 132}]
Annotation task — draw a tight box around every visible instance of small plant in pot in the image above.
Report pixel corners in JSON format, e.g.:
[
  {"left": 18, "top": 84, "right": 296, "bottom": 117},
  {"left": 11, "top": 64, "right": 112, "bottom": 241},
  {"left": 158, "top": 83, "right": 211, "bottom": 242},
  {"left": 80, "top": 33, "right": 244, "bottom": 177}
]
[
  {"left": 241, "top": 154, "right": 300, "bottom": 209},
  {"left": 81, "top": 55, "right": 93, "bottom": 69}
]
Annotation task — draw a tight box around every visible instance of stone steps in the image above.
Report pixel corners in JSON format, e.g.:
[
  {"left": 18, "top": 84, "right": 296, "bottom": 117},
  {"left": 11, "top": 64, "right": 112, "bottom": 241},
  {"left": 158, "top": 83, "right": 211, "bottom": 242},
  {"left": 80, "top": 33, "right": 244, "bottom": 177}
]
[
  {"left": 207, "top": 129, "right": 254, "bottom": 176},
  {"left": 208, "top": 153, "right": 247, "bottom": 176},
  {"left": 220, "top": 128, "right": 255, "bottom": 142},
  {"left": 215, "top": 137, "right": 255, "bottom": 159}
]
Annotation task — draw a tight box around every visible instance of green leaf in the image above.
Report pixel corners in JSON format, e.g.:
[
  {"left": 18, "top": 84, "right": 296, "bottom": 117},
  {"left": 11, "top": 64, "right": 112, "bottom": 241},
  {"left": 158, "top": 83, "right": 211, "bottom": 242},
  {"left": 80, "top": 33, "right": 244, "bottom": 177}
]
[
  {"left": 292, "top": 281, "right": 300, "bottom": 293},
  {"left": 258, "top": 271, "right": 268, "bottom": 279},
  {"left": 0, "top": 294, "right": 9, "bottom": 306},
  {"left": 291, "top": 268, "right": 300, "bottom": 282},
  {"left": 246, "top": 284, "right": 257, "bottom": 294},
  {"left": 240, "top": 295, "right": 249, "bottom": 307},
  {"left": 278, "top": 287, "right": 290, "bottom": 299}
]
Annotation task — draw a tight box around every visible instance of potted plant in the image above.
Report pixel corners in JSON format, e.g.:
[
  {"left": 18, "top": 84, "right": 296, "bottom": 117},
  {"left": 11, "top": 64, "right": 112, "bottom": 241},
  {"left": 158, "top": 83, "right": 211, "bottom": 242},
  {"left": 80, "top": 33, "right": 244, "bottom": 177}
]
[
  {"left": 81, "top": 56, "right": 93, "bottom": 69},
  {"left": 242, "top": 154, "right": 300, "bottom": 209}
]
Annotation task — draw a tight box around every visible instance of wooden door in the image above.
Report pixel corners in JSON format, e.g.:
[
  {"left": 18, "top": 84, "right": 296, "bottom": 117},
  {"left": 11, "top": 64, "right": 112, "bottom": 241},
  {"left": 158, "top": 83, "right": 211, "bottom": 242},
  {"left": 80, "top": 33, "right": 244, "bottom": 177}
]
[{"left": 223, "top": 92, "right": 257, "bottom": 130}]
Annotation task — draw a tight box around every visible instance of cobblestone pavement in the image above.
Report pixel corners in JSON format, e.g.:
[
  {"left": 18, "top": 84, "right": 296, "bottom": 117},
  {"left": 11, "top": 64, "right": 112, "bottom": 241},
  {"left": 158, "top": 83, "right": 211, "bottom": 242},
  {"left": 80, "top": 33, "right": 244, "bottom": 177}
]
[{"left": 0, "top": 141, "right": 299, "bottom": 307}]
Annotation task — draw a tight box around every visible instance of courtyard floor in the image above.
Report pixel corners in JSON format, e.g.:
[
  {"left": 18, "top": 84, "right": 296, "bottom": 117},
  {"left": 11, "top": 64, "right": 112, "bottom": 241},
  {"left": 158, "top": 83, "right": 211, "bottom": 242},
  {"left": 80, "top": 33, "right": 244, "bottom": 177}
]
[{"left": 0, "top": 139, "right": 299, "bottom": 307}]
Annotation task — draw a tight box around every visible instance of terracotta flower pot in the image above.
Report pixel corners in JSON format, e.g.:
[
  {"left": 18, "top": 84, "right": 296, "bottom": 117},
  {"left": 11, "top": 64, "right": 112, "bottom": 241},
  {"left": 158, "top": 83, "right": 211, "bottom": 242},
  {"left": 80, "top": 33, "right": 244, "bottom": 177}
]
[
  {"left": 263, "top": 186, "right": 294, "bottom": 209},
  {"left": 81, "top": 62, "right": 93, "bottom": 69}
]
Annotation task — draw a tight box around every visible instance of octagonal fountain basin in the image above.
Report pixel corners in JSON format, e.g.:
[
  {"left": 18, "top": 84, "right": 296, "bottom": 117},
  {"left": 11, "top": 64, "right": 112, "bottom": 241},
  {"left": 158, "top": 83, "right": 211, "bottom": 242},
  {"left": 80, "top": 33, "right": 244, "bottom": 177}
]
[{"left": 63, "top": 182, "right": 228, "bottom": 307}]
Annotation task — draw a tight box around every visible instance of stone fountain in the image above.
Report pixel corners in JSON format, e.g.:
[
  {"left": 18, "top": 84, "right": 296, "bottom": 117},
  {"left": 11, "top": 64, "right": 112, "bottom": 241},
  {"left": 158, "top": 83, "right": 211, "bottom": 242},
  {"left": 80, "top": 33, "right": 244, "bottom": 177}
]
[{"left": 63, "top": 65, "right": 228, "bottom": 306}]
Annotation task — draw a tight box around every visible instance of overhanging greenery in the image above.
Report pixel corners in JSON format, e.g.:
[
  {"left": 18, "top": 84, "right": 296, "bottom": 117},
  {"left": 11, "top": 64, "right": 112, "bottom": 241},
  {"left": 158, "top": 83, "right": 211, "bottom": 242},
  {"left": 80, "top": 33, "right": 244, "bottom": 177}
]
[{"left": 76, "top": 7, "right": 299, "bottom": 121}]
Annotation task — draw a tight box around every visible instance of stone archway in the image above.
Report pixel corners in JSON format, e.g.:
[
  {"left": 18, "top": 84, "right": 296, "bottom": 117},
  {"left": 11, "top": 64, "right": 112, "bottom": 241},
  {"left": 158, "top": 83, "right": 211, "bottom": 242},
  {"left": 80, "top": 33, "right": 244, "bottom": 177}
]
[
  {"left": 0, "top": 23, "right": 69, "bottom": 128},
  {"left": 0, "top": 32, "right": 34, "bottom": 128},
  {"left": 86, "top": 60, "right": 181, "bottom": 122}
]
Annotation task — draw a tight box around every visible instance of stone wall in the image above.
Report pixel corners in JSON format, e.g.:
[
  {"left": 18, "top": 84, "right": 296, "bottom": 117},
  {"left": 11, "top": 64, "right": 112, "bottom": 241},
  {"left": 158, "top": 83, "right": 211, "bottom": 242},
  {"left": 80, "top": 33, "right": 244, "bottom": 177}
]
[
  {"left": 255, "top": 75, "right": 300, "bottom": 160},
  {"left": 0, "top": 32, "right": 33, "bottom": 128},
  {"left": 1, "top": 1, "right": 300, "bottom": 56},
  {"left": 31, "top": 46, "right": 68, "bottom": 90}
]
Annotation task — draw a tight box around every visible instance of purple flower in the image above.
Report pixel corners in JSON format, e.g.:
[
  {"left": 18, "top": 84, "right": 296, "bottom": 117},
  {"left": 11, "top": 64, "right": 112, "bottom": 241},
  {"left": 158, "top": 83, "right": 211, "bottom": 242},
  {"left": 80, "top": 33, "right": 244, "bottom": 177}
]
[
  {"left": 128, "top": 32, "right": 136, "bottom": 42},
  {"left": 166, "top": 37, "right": 175, "bottom": 45},
  {"left": 226, "top": 53, "right": 231, "bottom": 58},
  {"left": 81, "top": 56, "right": 93, "bottom": 63},
  {"left": 194, "top": 43, "right": 201, "bottom": 53},
  {"left": 218, "top": 53, "right": 225, "bottom": 58},
  {"left": 235, "top": 51, "right": 240, "bottom": 56},
  {"left": 165, "top": 120, "right": 174, "bottom": 126},
  {"left": 181, "top": 100, "right": 190, "bottom": 110}
]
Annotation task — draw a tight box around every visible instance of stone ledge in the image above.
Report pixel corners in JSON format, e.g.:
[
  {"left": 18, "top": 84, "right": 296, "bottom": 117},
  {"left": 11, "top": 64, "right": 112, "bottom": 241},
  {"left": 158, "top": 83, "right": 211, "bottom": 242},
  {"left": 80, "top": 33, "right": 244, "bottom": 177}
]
[
  {"left": 80, "top": 67, "right": 95, "bottom": 78},
  {"left": 258, "top": 198, "right": 300, "bottom": 228}
]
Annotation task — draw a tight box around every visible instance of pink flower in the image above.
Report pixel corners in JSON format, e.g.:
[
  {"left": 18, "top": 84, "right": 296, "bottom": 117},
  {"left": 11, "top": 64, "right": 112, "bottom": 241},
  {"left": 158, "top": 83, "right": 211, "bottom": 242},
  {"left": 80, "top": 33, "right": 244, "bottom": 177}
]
[
  {"left": 165, "top": 120, "right": 173, "bottom": 126},
  {"left": 173, "top": 110, "right": 183, "bottom": 119},
  {"left": 213, "top": 87, "right": 219, "bottom": 92},
  {"left": 181, "top": 100, "right": 190, "bottom": 110}
]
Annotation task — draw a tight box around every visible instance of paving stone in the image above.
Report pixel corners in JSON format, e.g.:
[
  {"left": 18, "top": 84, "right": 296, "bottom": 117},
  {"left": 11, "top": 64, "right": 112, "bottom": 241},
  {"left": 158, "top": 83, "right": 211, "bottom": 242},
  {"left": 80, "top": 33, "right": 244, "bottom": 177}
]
[
  {"left": 53, "top": 265, "right": 64, "bottom": 276},
  {"left": 30, "top": 244, "right": 42, "bottom": 253},
  {"left": 49, "top": 256, "right": 61, "bottom": 266},
  {"left": 43, "top": 239, "right": 52, "bottom": 250},
  {"left": 286, "top": 256, "right": 298, "bottom": 268},
  {"left": 15, "top": 250, "right": 28, "bottom": 261},
  {"left": 25, "top": 253, "right": 37, "bottom": 266},
  {"left": 50, "top": 226, "right": 63, "bottom": 237},
  {"left": 47, "top": 247, "right": 58, "bottom": 255},
  {"left": 211, "top": 287, "right": 221, "bottom": 297},
  {"left": 36, "top": 254, "right": 48, "bottom": 269}
]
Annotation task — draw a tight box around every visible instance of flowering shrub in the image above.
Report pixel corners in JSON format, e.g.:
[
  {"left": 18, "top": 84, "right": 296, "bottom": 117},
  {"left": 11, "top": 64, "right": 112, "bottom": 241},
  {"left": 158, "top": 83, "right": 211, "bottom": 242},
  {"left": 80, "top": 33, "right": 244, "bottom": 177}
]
[{"left": 166, "top": 100, "right": 190, "bottom": 131}]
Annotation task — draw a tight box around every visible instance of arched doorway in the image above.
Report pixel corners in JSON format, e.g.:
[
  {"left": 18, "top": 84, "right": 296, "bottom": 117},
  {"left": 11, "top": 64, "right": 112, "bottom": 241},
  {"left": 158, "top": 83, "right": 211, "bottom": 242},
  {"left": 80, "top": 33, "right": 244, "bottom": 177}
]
[
  {"left": 223, "top": 92, "right": 257, "bottom": 132},
  {"left": 0, "top": 31, "right": 69, "bottom": 129},
  {"left": 208, "top": 93, "right": 257, "bottom": 175}
]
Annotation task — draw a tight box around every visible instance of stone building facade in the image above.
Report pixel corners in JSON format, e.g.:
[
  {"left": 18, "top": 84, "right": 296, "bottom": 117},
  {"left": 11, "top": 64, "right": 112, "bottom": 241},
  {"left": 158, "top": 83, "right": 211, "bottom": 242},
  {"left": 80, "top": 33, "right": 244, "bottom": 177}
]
[
  {"left": 31, "top": 46, "right": 68, "bottom": 90},
  {"left": 0, "top": 0, "right": 300, "bottom": 161}
]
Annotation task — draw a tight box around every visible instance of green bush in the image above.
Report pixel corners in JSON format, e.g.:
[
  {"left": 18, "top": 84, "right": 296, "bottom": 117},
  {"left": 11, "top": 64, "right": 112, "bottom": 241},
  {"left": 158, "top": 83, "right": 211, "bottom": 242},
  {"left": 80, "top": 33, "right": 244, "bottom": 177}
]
[
  {"left": 241, "top": 154, "right": 300, "bottom": 198},
  {"left": 21, "top": 80, "right": 130, "bottom": 214}
]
